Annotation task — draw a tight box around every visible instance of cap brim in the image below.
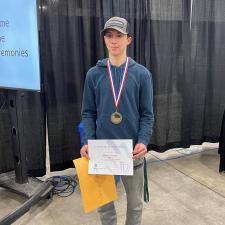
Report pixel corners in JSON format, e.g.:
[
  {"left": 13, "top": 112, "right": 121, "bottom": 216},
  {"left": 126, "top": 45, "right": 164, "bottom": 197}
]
[{"left": 101, "top": 26, "right": 128, "bottom": 35}]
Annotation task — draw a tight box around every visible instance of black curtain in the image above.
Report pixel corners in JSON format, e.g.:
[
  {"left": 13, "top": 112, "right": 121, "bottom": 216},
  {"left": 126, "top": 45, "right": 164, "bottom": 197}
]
[
  {"left": 147, "top": 0, "right": 192, "bottom": 150},
  {"left": 40, "top": 0, "right": 152, "bottom": 171},
  {"left": 190, "top": 0, "right": 225, "bottom": 141},
  {"left": 147, "top": 0, "right": 225, "bottom": 150},
  {"left": 1, "top": 0, "right": 225, "bottom": 174},
  {"left": 39, "top": 0, "right": 225, "bottom": 171}
]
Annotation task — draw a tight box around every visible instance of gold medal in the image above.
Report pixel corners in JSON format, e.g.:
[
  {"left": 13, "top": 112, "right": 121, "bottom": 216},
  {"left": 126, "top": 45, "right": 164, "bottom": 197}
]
[
  {"left": 107, "top": 58, "right": 129, "bottom": 125},
  {"left": 111, "top": 111, "right": 122, "bottom": 124}
]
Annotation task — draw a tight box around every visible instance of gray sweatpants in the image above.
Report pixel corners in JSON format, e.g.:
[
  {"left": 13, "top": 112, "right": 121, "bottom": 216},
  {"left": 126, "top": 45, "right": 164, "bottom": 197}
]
[{"left": 98, "top": 158, "right": 144, "bottom": 225}]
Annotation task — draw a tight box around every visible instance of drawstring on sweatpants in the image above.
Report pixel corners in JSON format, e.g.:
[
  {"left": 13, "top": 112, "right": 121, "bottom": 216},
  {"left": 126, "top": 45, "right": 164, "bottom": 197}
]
[{"left": 143, "top": 157, "right": 149, "bottom": 202}]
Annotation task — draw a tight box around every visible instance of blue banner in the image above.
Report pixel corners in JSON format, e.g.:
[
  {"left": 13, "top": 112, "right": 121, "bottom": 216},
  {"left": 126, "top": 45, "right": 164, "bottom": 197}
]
[{"left": 0, "top": 0, "right": 40, "bottom": 91}]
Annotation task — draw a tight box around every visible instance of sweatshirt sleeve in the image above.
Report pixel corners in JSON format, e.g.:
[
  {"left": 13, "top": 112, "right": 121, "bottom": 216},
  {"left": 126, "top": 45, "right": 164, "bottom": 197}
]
[
  {"left": 138, "top": 70, "right": 154, "bottom": 146},
  {"left": 81, "top": 70, "right": 97, "bottom": 144}
]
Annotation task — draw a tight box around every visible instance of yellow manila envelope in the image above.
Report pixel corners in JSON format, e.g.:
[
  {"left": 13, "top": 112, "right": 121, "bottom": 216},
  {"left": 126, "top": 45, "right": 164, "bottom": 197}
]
[{"left": 73, "top": 157, "right": 118, "bottom": 213}]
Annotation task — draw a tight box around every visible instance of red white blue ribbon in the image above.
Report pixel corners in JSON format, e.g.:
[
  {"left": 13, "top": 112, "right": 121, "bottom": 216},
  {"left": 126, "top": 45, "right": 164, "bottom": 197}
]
[{"left": 107, "top": 57, "right": 129, "bottom": 109}]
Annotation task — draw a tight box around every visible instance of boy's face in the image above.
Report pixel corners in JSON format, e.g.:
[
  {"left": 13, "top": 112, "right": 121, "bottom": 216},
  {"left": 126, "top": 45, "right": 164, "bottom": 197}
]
[{"left": 103, "top": 29, "right": 132, "bottom": 57}]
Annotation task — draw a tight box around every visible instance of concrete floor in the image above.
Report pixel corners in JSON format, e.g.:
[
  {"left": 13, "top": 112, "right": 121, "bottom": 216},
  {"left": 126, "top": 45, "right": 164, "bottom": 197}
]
[{"left": 1, "top": 143, "right": 225, "bottom": 225}]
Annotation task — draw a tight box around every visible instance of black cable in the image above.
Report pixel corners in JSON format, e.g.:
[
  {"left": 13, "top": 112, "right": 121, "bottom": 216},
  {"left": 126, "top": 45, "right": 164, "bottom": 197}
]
[{"left": 46, "top": 175, "right": 78, "bottom": 197}]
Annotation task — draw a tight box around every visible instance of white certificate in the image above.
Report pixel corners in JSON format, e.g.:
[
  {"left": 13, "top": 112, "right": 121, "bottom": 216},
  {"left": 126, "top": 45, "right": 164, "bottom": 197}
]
[{"left": 88, "top": 139, "right": 133, "bottom": 176}]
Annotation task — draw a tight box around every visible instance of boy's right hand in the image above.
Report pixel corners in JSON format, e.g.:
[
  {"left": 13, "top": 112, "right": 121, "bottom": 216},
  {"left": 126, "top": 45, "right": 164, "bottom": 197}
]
[{"left": 80, "top": 144, "right": 89, "bottom": 159}]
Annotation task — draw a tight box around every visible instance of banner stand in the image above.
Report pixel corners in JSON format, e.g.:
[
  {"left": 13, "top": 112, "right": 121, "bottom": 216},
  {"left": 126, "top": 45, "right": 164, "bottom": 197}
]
[{"left": 0, "top": 90, "right": 53, "bottom": 225}]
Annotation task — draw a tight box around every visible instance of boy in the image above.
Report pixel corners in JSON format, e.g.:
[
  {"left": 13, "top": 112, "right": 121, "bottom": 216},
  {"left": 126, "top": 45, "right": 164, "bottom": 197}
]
[{"left": 80, "top": 16, "right": 154, "bottom": 225}]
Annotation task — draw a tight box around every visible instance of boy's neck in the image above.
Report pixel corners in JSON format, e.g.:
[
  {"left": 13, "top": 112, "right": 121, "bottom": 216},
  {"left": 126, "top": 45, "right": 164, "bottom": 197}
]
[{"left": 109, "top": 53, "right": 127, "bottom": 67}]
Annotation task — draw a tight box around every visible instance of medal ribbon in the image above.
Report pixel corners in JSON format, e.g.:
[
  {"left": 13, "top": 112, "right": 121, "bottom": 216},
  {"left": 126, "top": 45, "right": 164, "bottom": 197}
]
[{"left": 107, "top": 57, "right": 129, "bottom": 109}]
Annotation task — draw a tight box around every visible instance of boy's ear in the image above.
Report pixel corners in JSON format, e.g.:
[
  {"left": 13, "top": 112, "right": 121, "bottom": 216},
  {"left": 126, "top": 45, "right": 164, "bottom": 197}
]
[{"left": 127, "top": 36, "right": 132, "bottom": 45}]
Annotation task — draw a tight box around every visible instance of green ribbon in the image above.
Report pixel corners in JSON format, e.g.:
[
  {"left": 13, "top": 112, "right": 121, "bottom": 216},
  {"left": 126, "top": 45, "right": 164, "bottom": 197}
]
[{"left": 143, "top": 157, "right": 149, "bottom": 202}]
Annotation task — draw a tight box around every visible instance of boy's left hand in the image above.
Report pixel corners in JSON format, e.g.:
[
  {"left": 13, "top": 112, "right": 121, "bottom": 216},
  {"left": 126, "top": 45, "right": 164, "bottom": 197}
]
[{"left": 133, "top": 143, "right": 147, "bottom": 160}]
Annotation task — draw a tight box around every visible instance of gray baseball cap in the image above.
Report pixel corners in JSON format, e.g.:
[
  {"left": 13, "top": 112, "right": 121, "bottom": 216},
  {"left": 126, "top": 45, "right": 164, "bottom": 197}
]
[{"left": 101, "top": 16, "right": 129, "bottom": 35}]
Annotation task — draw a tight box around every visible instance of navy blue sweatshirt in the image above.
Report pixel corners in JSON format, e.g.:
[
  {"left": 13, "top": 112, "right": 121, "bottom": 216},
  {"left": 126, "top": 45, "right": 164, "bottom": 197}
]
[{"left": 82, "top": 58, "right": 154, "bottom": 147}]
